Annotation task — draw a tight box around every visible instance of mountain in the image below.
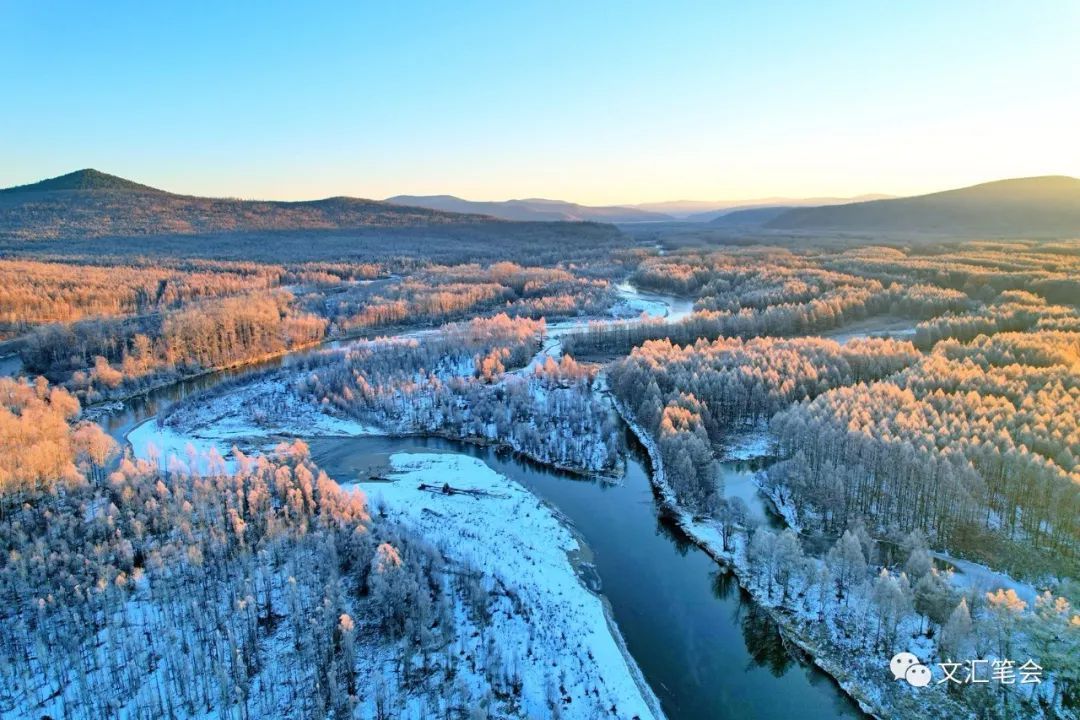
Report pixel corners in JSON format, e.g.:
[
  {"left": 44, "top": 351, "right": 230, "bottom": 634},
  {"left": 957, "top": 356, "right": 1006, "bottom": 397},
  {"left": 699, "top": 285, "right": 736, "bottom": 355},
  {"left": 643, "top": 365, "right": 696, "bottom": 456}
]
[
  {"left": 708, "top": 205, "right": 795, "bottom": 228},
  {"left": 681, "top": 195, "right": 893, "bottom": 222},
  {"left": 0, "top": 168, "right": 165, "bottom": 194},
  {"left": 0, "top": 170, "right": 498, "bottom": 241},
  {"left": 385, "top": 195, "right": 673, "bottom": 222},
  {"left": 630, "top": 200, "right": 740, "bottom": 217},
  {"left": 634, "top": 195, "right": 892, "bottom": 221},
  {"left": 766, "top": 176, "right": 1080, "bottom": 237}
]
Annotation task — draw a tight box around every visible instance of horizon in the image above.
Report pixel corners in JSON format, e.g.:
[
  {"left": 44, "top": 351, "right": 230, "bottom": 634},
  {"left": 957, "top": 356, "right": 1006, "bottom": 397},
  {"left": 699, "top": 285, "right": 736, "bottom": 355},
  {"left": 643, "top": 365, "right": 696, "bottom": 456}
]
[
  {"left": 3, "top": 2, "right": 1079, "bottom": 204},
  {"left": 5, "top": 166, "right": 1078, "bottom": 209},
  {"left": 3, "top": 4, "right": 1079, "bottom": 716}
]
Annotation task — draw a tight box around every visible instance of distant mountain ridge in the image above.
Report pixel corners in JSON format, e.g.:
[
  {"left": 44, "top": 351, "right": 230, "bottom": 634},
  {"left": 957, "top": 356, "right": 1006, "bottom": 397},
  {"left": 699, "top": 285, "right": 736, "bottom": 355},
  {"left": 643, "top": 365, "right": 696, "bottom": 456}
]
[
  {"left": 385, "top": 194, "right": 673, "bottom": 222},
  {"left": 634, "top": 194, "right": 892, "bottom": 221},
  {"left": 766, "top": 176, "right": 1080, "bottom": 236},
  {"left": 7, "top": 170, "right": 1077, "bottom": 241},
  {"left": 708, "top": 205, "right": 795, "bottom": 227},
  {"left": 0, "top": 170, "right": 499, "bottom": 241}
]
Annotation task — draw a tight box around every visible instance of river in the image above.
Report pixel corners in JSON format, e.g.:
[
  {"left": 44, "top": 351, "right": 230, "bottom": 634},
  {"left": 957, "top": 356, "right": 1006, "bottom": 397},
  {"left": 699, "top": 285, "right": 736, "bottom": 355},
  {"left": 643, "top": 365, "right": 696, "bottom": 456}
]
[
  {"left": 309, "top": 433, "right": 862, "bottom": 720},
  {"left": 94, "top": 283, "right": 865, "bottom": 720}
]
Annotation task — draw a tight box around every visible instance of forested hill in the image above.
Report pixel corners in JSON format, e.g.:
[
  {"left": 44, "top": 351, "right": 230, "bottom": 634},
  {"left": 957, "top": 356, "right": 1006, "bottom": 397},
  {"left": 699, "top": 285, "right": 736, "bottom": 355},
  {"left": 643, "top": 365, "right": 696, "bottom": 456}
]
[
  {"left": 0, "top": 169, "right": 500, "bottom": 241},
  {"left": 766, "top": 176, "right": 1080, "bottom": 237},
  {"left": 385, "top": 194, "right": 674, "bottom": 222},
  {"left": 0, "top": 168, "right": 164, "bottom": 194}
]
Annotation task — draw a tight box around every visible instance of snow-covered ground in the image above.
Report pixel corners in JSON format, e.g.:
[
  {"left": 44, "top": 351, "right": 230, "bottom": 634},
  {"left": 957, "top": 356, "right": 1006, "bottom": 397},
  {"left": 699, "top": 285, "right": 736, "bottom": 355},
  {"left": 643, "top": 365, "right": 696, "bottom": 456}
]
[
  {"left": 932, "top": 551, "right": 1040, "bottom": 607},
  {"left": 613, "top": 393, "right": 1071, "bottom": 720},
  {"left": 154, "top": 376, "right": 376, "bottom": 440},
  {"left": 128, "top": 378, "right": 379, "bottom": 472},
  {"left": 360, "top": 453, "right": 662, "bottom": 720},
  {"left": 719, "top": 423, "right": 772, "bottom": 461},
  {"left": 823, "top": 316, "right": 917, "bottom": 345},
  {"left": 126, "top": 401, "right": 661, "bottom": 720},
  {"left": 612, "top": 281, "right": 695, "bottom": 322},
  {"left": 610, "top": 396, "right": 960, "bottom": 719},
  {"left": 520, "top": 282, "right": 692, "bottom": 372},
  {"left": 128, "top": 417, "right": 240, "bottom": 473}
]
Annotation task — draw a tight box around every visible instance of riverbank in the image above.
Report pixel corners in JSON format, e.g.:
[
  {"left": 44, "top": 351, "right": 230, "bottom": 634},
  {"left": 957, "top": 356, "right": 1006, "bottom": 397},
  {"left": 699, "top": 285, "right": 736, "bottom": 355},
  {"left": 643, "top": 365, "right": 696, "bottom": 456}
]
[
  {"left": 610, "top": 396, "right": 976, "bottom": 720},
  {"left": 362, "top": 452, "right": 665, "bottom": 720},
  {"left": 125, "top": 415, "right": 664, "bottom": 720},
  {"left": 154, "top": 367, "right": 625, "bottom": 480},
  {"left": 104, "top": 279, "right": 883, "bottom": 719},
  {"left": 74, "top": 281, "right": 658, "bottom": 412}
]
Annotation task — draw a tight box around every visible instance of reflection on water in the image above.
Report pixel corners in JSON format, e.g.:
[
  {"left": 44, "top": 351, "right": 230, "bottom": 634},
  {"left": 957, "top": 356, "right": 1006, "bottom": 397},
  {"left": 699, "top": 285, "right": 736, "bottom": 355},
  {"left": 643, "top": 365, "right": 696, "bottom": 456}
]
[
  {"left": 307, "top": 431, "right": 863, "bottom": 720},
  {"left": 93, "top": 346, "right": 864, "bottom": 720},
  {"left": 740, "top": 602, "right": 794, "bottom": 678},
  {"left": 614, "top": 281, "right": 696, "bottom": 323},
  {"left": 718, "top": 459, "right": 785, "bottom": 530}
]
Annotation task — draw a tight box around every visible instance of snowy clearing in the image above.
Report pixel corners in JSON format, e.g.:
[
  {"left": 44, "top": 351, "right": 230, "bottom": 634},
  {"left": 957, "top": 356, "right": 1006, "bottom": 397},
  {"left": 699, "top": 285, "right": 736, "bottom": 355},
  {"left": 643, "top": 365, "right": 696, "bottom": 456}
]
[{"left": 932, "top": 551, "right": 1041, "bottom": 607}]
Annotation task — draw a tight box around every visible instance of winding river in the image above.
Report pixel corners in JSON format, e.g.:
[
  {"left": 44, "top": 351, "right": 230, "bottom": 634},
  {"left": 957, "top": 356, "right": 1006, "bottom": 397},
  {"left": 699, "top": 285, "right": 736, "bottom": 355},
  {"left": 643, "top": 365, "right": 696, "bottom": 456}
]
[{"left": 94, "top": 286, "right": 864, "bottom": 720}]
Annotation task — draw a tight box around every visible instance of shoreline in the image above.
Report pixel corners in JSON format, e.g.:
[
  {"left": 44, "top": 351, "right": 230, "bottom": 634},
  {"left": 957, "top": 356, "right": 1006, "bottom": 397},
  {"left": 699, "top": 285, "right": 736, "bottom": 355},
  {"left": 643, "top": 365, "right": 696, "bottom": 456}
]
[
  {"left": 609, "top": 394, "right": 888, "bottom": 720},
  {"left": 125, "top": 418, "right": 664, "bottom": 720}
]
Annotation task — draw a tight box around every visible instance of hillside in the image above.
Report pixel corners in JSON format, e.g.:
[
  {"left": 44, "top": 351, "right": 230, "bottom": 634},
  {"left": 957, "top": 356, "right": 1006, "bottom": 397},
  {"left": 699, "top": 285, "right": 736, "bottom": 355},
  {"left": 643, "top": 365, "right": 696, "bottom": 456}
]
[
  {"left": 385, "top": 194, "right": 673, "bottom": 222},
  {"left": 0, "top": 168, "right": 165, "bottom": 194},
  {"left": 0, "top": 170, "right": 498, "bottom": 241},
  {"left": 708, "top": 205, "right": 794, "bottom": 227},
  {"left": 635, "top": 194, "right": 891, "bottom": 221},
  {"left": 767, "top": 176, "right": 1080, "bottom": 236}
]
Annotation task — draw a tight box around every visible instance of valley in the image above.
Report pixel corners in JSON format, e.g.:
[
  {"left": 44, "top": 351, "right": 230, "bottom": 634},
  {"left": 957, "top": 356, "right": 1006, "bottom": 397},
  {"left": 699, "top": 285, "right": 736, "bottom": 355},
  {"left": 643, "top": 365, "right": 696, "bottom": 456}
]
[{"left": 1, "top": 170, "right": 1078, "bottom": 720}]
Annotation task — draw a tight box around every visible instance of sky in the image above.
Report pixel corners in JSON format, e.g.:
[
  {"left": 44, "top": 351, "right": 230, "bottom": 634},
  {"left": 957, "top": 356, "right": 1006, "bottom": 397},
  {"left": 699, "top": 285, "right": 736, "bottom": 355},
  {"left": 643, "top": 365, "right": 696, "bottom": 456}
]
[{"left": 2, "top": 1, "right": 1079, "bottom": 205}]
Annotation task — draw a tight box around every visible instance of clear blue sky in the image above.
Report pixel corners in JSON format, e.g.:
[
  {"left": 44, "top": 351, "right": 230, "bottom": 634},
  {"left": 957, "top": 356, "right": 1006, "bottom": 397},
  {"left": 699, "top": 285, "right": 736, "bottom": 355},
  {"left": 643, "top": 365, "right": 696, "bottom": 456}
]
[{"left": 2, "top": 1, "right": 1078, "bottom": 204}]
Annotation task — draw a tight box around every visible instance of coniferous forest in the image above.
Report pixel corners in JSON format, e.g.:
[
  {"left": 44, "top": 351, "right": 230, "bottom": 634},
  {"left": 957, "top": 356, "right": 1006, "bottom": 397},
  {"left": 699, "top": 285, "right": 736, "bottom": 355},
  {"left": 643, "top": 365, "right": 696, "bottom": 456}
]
[
  {"left": 1, "top": 176, "right": 1079, "bottom": 720},
  {"left": 7, "top": 5, "right": 1080, "bottom": 718},
  {"left": 0, "top": 213, "right": 1075, "bottom": 720}
]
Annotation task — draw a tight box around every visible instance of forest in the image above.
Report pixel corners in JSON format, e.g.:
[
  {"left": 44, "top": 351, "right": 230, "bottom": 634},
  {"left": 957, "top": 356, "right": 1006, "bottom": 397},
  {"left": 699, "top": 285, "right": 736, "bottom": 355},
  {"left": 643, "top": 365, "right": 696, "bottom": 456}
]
[
  {"left": 609, "top": 336, "right": 921, "bottom": 511},
  {"left": 159, "top": 314, "right": 622, "bottom": 475},
  {"left": 5, "top": 254, "right": 630, "bottom": 404},
  {"left": 295, "top": 314, "right": 620, "bottom": 473},
  {"left": 606, "top": 239, "right": 1080, "bottom": 719},
  {"left": 768, "top": 330, "right": 1080, "bottom": 578},
  {"left": 1, "top": 377, "right": 619, "bottom": 718},
  {"left": 3, "top": 231, "right": 1079, "bottom": 720}
]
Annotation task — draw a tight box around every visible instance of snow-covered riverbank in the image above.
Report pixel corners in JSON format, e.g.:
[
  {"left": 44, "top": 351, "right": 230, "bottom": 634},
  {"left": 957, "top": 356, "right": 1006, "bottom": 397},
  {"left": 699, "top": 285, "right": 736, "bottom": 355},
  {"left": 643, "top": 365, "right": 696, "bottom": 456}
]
[
  {"left": 126, "top": 412, "right": 662, "bottom": 720},
  {"left": 609, "top": 395, "right": 971, "bottom": 720},
  {"left": 361, "top": 452, "right": 663, "bottom": 720},
  {"left": 126, "top": 377, "right": 379, "bottom": 472}
]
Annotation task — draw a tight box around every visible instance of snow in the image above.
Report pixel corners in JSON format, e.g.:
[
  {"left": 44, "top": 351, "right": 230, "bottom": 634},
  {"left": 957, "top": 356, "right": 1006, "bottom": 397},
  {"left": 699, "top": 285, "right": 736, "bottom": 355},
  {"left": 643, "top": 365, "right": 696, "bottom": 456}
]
[
  {"left": 932, "top": 551, "right": 1040, "bottom": 607},
  {"left": 523, "top": 334, "right": 565, "bottom": 373},
  {"left": 521, "top": 279, "right": 694, "bottom": 371},
  {"left": 125, "top": 395, "right": 661, "bottom": 719},
  {"left": 611, "top": 395, "right": 952, "bottom": 720},
  {"left": 612, "top": 282, "right": 694, "bottom": 323},
  {"left": 823, "top": 316, "right": 918, "bottom": 345},
  {"left": 127, "top": 417, "right": 238, "bottom": 474},
  {"left": 719, "top": 423, "right": 772, "bottom": 461},
  {"left": 718, "top": 462, "right": 772, "bottom": 526},
  {"left": 127, "top": 378, "right": 381, "bottom": 472},
  {"left": 166, "top": 377, "right": 379, "bottom": 438},
  {"left": 360, "top": 452, "right": 662, "bottom": 720}
]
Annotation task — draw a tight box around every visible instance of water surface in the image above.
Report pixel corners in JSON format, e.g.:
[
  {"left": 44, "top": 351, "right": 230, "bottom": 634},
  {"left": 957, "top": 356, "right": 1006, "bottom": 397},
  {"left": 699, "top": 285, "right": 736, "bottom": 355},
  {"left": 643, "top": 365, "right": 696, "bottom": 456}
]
[
  {"left": 308, "top": 433, "right": 862, "bottom": 720},
  {"left": 98, "top": 282, "right": 864, "bottom": 720}
]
